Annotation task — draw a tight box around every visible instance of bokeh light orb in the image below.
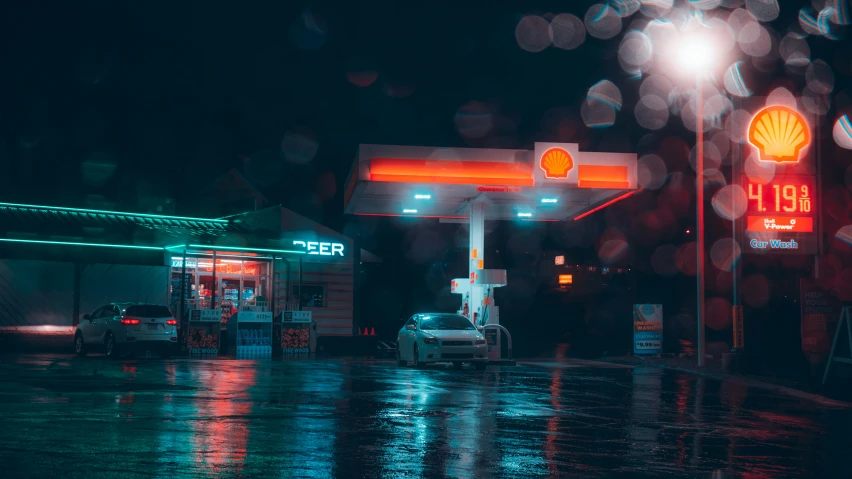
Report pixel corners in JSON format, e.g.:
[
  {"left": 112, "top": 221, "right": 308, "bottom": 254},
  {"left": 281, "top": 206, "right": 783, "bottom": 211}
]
[
  {"left": 585, "top": 3, "right": 623, "bottom": 40},
  {"left": 745, "top": 0, "right": 780, "bottom": 22},
  {"left": 766, "top": 87, "right": 799, "bottom": 110},
  {"left": 454, "top": 101, "right": 494, "bottom": 139},
  {"left": 711, "top": 184, "right": 748, "bottom": 221},
  {"left": 639, "top": 0, "right": 674, "bottom": 18},
  {"left": 706, "top": 297, "right": 733, "bottom": 331},
  {"left": 637, "top": 154, "right": 668, "bottom": 189},
  {"left": 635, "top": 95, "right": 670, "bottom": 130},
  {"left": 581, "top": 98, "right": 617, "bottom": 128},
  {"left": 742, "top": 274, "right": 771, "bottom": 307},
  {"left": 834, "top": 114, "right": 852, "bottom": 150},
  {"left": 710, "top": 238, "right": 742, "bottom": 272},
  {"left": 651, "top": 244, "right": 679, "bottom": 276},
  {"left": 516, "top": 15, "right": 551, "bottom": 52},
  {"left": 806, "top": 59, "right": 835, "bottom": 94},
  {"left": 724, "top": 62, "right": 752, "bottom": 97},
  {"left": 551, "top": 13, "right": 586, "bottom": 50}
]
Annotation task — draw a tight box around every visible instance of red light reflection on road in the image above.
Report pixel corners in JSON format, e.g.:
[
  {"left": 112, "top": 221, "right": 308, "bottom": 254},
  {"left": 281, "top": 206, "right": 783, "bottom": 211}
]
[{"left": 192, "top": 366, "right": 256, "bottom": 475}]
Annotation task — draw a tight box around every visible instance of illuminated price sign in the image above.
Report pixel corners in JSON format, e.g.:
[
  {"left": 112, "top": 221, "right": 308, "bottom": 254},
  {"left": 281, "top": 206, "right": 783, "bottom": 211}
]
[
  {"left": 742, "top": 175, "right": 818, "bottom": 254},
  {"left": 745, "top": 176, "right": 815, "bottom": 233}
]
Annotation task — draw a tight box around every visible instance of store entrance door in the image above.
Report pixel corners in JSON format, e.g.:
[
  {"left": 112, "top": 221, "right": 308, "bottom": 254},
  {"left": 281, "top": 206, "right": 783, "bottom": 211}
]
[{"left": 219, "top": 276, "right": 241, "bottom": 321}]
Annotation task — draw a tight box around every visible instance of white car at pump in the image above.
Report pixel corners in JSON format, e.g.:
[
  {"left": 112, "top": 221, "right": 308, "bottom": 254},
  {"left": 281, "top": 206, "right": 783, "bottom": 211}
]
[{"left": 397, "top": 313, "right": 488, "bottom": 369}]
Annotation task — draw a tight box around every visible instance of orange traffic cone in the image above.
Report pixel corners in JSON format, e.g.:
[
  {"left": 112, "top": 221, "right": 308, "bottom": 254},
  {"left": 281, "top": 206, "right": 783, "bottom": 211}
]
[
  {"left": 363, "top": 327, "right": 369, "bottom": 336},
  {"left": 370, "top": 327, "right": 375, "bottom": 336}
]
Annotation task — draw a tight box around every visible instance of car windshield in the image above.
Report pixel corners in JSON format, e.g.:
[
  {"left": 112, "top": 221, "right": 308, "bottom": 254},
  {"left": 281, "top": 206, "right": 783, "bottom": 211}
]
[
  {"left": 419, "top": 314, "right": 475, "bottom": 331},
  {"left": 123, "top": 305, "right": 173, "bottom": 318}
]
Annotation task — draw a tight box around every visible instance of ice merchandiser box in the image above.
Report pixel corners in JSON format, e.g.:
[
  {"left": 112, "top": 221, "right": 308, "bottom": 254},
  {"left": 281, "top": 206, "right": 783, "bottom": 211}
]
[{"left": 227, "top": 311, "right": 273, "bottom": 358}]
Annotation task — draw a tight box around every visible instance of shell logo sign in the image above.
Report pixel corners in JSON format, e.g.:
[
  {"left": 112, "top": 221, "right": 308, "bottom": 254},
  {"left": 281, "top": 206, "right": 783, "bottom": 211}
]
[
  {"left": 539, "top": 148, "right": 574, "bottom": 179},
  {"left": 748, "top": 105, "right": 810, "bottom": 163}
]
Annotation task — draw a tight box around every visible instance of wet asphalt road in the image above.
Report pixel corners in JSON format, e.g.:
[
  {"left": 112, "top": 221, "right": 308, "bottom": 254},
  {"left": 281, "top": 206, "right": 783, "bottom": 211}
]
[{"left": 0, "top": 355, "right": 850, "bottom": 479}]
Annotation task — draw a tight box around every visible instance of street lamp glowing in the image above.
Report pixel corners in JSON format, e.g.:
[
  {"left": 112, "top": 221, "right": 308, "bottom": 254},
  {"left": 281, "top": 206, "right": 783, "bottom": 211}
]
[{"left": 676, "top": 34, "right": 716, "bottom": 74}]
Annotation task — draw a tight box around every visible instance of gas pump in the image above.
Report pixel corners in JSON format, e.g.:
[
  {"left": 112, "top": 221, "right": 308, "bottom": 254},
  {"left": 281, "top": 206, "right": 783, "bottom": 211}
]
[{"left": 453, "top": 269, "right": 507, "bottom": 361}]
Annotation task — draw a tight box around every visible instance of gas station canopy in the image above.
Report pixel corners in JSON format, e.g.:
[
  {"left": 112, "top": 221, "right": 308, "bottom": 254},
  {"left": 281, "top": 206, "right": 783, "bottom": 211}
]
[{"left": 344, "top": 143, "right": 639, "bottom": 221}]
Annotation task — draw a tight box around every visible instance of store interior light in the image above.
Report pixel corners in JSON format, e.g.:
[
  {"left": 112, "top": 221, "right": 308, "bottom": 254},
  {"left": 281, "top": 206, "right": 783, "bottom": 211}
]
[
  {"left": 403, "top": 209, "right": 418, "bottom": 214},
  {"left": 414, "top": 194, "right": 431, "bottom": 200},
  {"left": 558, "top": 274, "right": 573, "bottom": 285},
  {"left": 541, "top": 198, "right": 558, "bottom": 204},
  {"left": 187, "top": 244, "right": 305, "bottom": 254},
  {"left": 517, "top": 212, "right": 533, "bottom": 218}
]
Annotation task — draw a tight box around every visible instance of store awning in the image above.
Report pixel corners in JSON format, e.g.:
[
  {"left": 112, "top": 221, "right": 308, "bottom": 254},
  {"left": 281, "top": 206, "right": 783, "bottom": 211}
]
[{"left": 0, "top": 202, "right": 306, "bottom": 259}]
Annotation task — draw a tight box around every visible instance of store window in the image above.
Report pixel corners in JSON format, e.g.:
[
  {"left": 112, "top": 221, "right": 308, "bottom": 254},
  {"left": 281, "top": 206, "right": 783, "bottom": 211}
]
[{"left": 292, "top": 283, "right": 326, "bottom": 308}]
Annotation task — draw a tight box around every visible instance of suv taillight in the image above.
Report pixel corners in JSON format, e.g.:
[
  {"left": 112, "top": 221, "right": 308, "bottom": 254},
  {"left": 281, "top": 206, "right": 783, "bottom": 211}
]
[
  {"left": 121, "top": 318, "right": 141, "bottom": 325},
  {"left": 166, "top": 319, "right": 177, "bottom": 325}
]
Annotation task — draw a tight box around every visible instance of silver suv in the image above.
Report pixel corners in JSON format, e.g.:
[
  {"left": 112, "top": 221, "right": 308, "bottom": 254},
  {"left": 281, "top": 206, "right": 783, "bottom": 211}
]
[{"left": 74, "top": 303, "right": 178, "bottom": 358}]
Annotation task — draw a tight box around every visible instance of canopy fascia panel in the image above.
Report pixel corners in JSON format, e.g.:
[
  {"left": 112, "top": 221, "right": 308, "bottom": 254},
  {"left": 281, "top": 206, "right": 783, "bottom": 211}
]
[{"left": 344, "top": 143, "right": 639, "bottom": 222}]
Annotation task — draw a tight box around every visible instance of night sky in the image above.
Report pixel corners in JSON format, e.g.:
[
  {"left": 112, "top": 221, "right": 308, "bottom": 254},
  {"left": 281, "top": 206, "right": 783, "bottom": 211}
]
[{"left": 2, "top": 1, "right": 851, "bottom": 353}]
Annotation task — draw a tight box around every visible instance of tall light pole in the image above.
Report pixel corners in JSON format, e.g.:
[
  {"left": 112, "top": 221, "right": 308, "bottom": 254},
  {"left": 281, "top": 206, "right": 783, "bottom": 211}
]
[{"left": 676, "top": 32, "right": 716, "bottom": 367}]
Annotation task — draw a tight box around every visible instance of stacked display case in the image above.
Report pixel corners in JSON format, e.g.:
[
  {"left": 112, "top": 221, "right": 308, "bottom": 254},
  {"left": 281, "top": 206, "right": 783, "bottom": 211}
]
[
  {"left": 280, "top": 311, "right": 312, "bottom": 354},
  {"left": 228, "top": 311, "right": 273, "bottom": 358},
  {"left": 188, "top": 309, "right": 222, "bottom": 356}
]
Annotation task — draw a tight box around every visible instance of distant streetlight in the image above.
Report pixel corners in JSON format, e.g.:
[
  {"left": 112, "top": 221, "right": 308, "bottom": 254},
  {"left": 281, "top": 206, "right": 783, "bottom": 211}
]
[{"left": 675, "top": 27, "right": 718, "bottom": 368}]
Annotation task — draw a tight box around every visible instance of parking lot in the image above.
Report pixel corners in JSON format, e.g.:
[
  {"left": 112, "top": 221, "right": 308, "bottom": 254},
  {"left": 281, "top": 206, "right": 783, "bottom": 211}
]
[{"left": 0, "top": 354, "right": 849, "bottom": 478}]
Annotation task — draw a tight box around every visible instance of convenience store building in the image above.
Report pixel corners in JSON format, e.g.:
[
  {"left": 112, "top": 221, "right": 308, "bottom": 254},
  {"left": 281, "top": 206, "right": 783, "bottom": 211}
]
[{"left": 0, "top": 202, "right": 371, "bottom": 342}]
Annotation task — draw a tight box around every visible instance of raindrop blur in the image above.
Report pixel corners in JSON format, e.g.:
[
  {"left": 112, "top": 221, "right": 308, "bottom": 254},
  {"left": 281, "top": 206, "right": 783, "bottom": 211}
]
[
  {"left": 707, "top": 297, "right": 734, "bottom": 330},
  {"left": 818, "top": 7, "right": 841, "bottom": 39},
  {"left": 799, "top": 8, "right": 822, "bottom": 35},
  {"left": 766, "top": 87, "right": 798, "bottom": 110},
  {"left": 346, "top": 71, "right": 378, "bottom": 88},
  {"left": 720, "top": 0, "right": 746, "bottom": 6},
  {"left": 691, "top": 0, "right": 722, "bottom": 10},
  {"left": 550, "top": 13, "right": 586, "bottom": 50},
  {"left": 289, "top": 8, "right": 327, "bottom": 50},
  {"left": 587, "top": 80, "right": 622, "bottom": 111},
  {"left": 834, "top": 114, "right": 852, "bottom": 149},
  {"left": 281, "top": 129, "right": 318, "bottom": 164},
  {"left": 635, "top": 95, "right": 670, "bottom": 130},
  {"left": 744, "top": 151, "right": 776, "bottom": 183},
  {"left": 711, "top": 184, "right": 748, "bottom": 221},
  {"left": 780, "top": 33, "right": 811, "bottom": 68},
  {"left": 745, "top": 0, "right": 780, "bottom": 21},
  {"left": 640, "top": 75, "right": 673, "bottom": 103},
  {"left": 639, "top": 0, "right": 675, "bottom": 18},
  {"left": 581, "top": 99, "right": 617, "bottom": 128},
  {"left": 829, "top": 0, "right": 851, "bottom": 24},
  {"left": 837, "top": 225, "right": 852, "bottom": 246},
  {"left": 738, "top": 21, "right": 771, "bottom": 57},
  {"left": 704, "top": 168, "right": 727, "bottom": 187},
  {"left": 689, "top": 141, "right": 722, "bottom": 172},
  {"left": 585, "top": 4, "right": 623, "bottom": 40},
  {"left": 726, "top": 109, "right": 752, "bottom": 143},
  {"left": 612, "top": 0, "right": 641, "bottom": 17},
  {"left": 454, "top": 101, "right": 493, "bottom": 139},
  {"left": 637, "top": 154, "right": 667, "bottom": 189},
  {"left": 806, "top": 60, "right": 835, "bottom": 94},
  {"left": 619, "top": 31, "right": 653, "bottom": 71},
  {"left": 711, "top": 130, "right": 731, "bottom": 161},
  {"left": 516, "top": 15, "right": 551, "bottom": 52},
  {"left": 802, "top": 86, "right": 831, "bottom": 115},
  {"left": 727, "top": 8, "right": 754, "bottom": 36}
]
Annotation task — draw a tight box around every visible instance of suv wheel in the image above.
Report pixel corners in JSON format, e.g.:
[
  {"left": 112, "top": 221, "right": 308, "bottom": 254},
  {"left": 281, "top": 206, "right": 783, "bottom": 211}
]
[
  {"left": 74, "top": 333, "right": 87, "bottom": 357},
  {"left": 105, "top": 333, "right": 118, "bottom": 359}
]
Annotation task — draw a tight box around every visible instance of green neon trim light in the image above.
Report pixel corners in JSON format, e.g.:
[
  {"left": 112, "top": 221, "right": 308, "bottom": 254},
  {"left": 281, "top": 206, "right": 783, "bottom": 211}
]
[
  {"left": 187, "top": 244, "right": 306, "bottom": 254},
  {"left": 164, "top": 244, "right": 188, "bottom": 250},
  {"left": 0, "top": 202, "right": 228, "bottom": 223},
  {"left": 0, "top": 238, "right": 165, "bottom": 251}
]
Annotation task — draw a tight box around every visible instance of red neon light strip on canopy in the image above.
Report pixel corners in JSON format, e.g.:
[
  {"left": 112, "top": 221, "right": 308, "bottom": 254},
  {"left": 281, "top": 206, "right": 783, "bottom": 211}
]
[
  {"left": 369, "top": 158, "right": 534, "bottom": 186},
  {"left": 577, "top": 165, "right": 630, "bottom": 189},
  {"left": 573, "top": 188, "right": 641, "bottom": 221}
]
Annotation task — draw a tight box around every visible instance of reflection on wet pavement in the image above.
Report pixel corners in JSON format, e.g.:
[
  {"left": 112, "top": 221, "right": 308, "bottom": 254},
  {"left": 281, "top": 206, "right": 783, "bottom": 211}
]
[{"left": 0, "top": 355, "right": 849, "bottom": 478}]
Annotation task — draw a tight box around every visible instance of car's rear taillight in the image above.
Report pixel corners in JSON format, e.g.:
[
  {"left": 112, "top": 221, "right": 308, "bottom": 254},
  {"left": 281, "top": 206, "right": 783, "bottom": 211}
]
[
  {"left": 166, "top": 319, "right": 177, "bottom": 325},
  {"left": 121, "top": 318, "right": 141, "bottom": 325}
]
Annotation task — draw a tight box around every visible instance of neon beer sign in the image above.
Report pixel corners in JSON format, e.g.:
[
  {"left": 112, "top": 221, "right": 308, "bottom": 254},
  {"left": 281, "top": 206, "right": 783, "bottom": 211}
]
[{"left": 293, "top": 240, "right": 345, "bottom": 256}]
